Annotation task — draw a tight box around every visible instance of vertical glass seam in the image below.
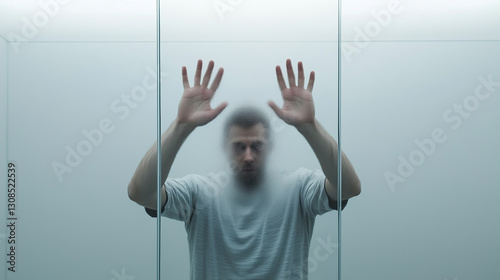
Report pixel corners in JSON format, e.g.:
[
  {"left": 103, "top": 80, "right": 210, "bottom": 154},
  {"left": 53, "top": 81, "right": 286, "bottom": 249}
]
[
  {"left": 156, "top": 0, "right": 162, "bottom": 280},
  {"left": 337, "top": 0, "right": 343, "bottom": 280}
]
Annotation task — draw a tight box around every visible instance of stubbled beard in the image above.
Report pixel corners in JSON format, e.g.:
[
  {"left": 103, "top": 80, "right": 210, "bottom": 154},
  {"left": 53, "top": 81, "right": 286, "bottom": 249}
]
[
  {"left": 238, "top": 171, "right": 262, "bottom": 188},
  {"left": 231, "top": 166, "right": 263, "bottom": 190}
]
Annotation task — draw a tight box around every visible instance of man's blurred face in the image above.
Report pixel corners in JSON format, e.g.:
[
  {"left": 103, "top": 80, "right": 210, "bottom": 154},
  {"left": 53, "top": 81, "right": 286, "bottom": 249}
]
[{"left": 226, "top": 123, "right": 270, "bottom": 187}]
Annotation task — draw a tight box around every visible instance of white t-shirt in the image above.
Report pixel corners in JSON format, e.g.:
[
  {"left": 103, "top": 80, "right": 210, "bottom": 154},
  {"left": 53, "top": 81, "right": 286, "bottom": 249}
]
[{"left": 157, "top": 168, "right": 346, "bottom": 280}]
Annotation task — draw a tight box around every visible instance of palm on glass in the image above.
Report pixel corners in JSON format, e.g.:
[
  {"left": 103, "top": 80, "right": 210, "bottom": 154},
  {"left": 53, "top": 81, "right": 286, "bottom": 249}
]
[
  {"left": 268, "top": 59, "right": 315, "bottom": 126},
  {"left": 178, "top": 59, "right": 227, "bottom": 127}
]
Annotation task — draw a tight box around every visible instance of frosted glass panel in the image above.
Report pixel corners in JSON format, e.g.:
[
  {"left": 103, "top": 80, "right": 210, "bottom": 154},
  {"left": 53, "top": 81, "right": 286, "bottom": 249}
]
[
  {"left": 158, "top": 1, "right": 342, "bottom": 279},
  {"left": 160, "top": 44, "right": 340, "bottom": 279},
  {"left": 342, "top": 41, "right": 500, "bottom": 279},
  {"left": 4, "top": 41, "right": 158, "bottom": 279}
]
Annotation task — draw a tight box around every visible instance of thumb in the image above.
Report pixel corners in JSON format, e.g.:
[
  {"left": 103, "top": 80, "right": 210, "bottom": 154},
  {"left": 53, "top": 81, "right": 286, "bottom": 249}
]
[
  {"left": 210, "top": 102, "right": 228, "bottom": 119},
  {"left": 268, "top": 100, "right": 284, "bottom": 120}
]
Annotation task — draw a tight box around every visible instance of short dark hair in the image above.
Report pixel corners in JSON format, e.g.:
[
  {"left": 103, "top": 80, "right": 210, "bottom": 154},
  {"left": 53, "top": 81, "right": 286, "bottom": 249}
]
[{"left": 223, "top": 105, "right": 271, "bottom": 143}]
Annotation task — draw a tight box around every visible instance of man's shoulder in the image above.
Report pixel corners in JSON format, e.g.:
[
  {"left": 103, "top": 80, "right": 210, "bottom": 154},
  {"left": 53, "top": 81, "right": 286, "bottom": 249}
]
[
  {"left": 267, "top": 168, "right": 323, "bottom": 190},
  {"left": 168, "top": 171, "right": 230, "bottom": 185},
  {"left": 275, "top": 167, "right": 322, "bottom": 179}
]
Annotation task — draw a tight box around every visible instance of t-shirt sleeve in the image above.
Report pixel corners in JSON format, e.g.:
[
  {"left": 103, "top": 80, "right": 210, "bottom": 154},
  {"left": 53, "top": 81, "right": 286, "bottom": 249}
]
[
  {"left": 144, "top": 175, "right": 199, "bottom": 222},
  {"left": 144, "top": 192, "right": 167, "bottom": 218},
  {"left": 328, "top": 197, "right": 348, "bottom": 211},
  {"left": 298, "top": 168, "right": 348, "bottom": 216}
]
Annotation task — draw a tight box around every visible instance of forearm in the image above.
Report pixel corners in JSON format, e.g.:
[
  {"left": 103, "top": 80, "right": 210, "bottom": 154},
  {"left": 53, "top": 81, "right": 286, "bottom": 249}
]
[
  {"left": 296, "top": 119, "right": 361, "bottom": 199},
  {"left": 128, "top": 119, "right": 195, "bottom": 208}
]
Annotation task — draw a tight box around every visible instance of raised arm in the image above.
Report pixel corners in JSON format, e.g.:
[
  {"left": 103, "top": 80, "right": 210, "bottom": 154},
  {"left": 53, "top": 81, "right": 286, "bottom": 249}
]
[
  {"left": 128, "top": 59, "right": 227, "bottom": 210},
  {"left": 268, "top": 59, "right": 361, "bottom": 201}
]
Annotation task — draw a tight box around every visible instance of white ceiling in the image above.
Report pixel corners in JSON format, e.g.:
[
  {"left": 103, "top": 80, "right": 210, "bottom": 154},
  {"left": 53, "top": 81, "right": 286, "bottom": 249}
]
[{"left": 1, "top": 0, "right": 499, "bottom": 42}]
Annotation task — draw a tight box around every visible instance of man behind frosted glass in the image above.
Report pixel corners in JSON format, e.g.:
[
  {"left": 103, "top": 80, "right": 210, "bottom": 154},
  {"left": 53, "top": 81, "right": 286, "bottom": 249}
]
[{"left": 128, "top": 59, "right": 361, "bottom": 279}]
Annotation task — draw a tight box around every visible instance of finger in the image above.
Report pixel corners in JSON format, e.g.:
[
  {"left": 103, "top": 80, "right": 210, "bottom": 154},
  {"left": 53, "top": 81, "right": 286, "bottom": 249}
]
[
  {"left": 297, "top": 61, "right": 305, "bottom": 88},
  {"left": 182, "top": 66, "right": 190, "bottom": 89},
  {"left": 275, "top": 66, "right": 287, "bottom": 92},
  {"left": 306, "top": 71, "right": 315, "bottom": 93},
  {"left": 209, "top": 67, "right": 224, "bottom": 92},
  {"left": 194, "top": 59, "right": 202, "bottom": 86},
  {"left": 267, "top": 100, "right": 284, "bottom": 120},
  {"left": 202, "top": 60, "right": 214, "bottom": 87},
  {"left": 286, "top": 59, "right": 296, "bottom": 87}
]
